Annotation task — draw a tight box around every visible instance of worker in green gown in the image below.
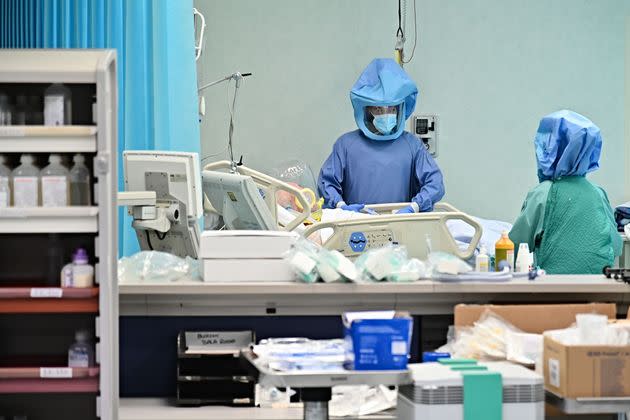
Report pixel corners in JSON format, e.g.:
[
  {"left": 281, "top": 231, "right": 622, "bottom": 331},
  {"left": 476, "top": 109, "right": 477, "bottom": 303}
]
[{"left": 509, "top": 110, "right": 621, "bottom": 274}]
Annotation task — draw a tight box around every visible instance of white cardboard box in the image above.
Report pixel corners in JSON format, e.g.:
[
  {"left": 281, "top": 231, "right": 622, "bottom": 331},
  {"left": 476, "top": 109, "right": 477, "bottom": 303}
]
[
  {"left": 200, "top": 230, "right": 299, "bottom": 259},
  {"left": 202, "top": 258, "right": 296, "bottom": 282}
]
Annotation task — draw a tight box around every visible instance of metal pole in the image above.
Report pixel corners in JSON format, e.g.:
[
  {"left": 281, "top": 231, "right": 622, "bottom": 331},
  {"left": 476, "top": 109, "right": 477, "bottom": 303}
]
[{"left": 303, "top": 401, "right": 329, "bottom": 420}]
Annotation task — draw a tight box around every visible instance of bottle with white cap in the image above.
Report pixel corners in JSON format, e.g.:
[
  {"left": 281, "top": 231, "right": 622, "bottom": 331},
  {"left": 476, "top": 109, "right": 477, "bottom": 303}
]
[
  {"left": 69, "top": 154, "right": 91, "bottom": 205},
  {"left": 515, "top": 243, "right": 532, "bottom": 273},
  {"left": 44, "top": 83, "right": 72, "bottom": 126},
  {"left": 68, "top": 329, "right": 94, "bottom": 368},
  {"left": 0, "top": 155, "right": 11, "bottom": 207},
  {"left": 40, "top": 154, "right": 69, "bottom": 207},
  {"left": 475, "top": 246, "right": 489, "bottom": 272},
  {"left": 12, "top": 154, "right": 39, "bottom": 207}
]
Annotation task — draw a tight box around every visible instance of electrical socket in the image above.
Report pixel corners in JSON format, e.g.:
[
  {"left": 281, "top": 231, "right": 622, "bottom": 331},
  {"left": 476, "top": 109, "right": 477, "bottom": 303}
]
[{"left": 409, "top": 114, "right": 438, "bottom": 157}]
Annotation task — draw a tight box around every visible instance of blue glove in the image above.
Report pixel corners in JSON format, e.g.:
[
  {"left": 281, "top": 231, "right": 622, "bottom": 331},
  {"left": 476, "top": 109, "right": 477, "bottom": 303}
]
[
  {"left": 396, "top": 205, "right": 415, "bottom": 214},
  {"left": 341, "top": 203, "right": 366, "bottom": 213}
]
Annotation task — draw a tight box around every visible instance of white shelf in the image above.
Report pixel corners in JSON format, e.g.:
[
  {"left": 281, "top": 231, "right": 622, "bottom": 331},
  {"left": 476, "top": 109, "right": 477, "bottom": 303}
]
[
  {"left": 119, "top": 398, "right": 394, "bottom": 420},
  {"left": 0, "top": 206, "right": 98, "bottom": 233},
  {"left": 0, "top": 125, "right": 97, "bottom": 152}
]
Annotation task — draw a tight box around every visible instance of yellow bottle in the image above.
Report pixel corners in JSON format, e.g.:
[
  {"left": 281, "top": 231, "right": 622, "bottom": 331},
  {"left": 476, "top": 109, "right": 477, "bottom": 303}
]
[{"left": 495, "top": 231, "right": 515, "bottom": 271}]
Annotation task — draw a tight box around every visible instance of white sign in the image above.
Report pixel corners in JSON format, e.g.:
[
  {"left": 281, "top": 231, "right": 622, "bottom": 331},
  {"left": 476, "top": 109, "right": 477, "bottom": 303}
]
[
  {"left": 40, "top": 367, "right": 72, "bottom": 378},
  {"left": 30, "top": 288, "right": 63, "bottom": 298}
]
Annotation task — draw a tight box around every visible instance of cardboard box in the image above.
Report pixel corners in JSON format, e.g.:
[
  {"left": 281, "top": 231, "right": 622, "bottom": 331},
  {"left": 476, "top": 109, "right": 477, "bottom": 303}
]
[
  {"left": 343, "top": 311, "right": 413, "bottom": 371},
  {"left": 454, "top": 303, "right": 616, "bottom": 334},
  {"left": 199, "top": 230, "right": 298, "bottom": 259},
  {"left": 543, "top": 335, "right": 630, "bottom": 398}
]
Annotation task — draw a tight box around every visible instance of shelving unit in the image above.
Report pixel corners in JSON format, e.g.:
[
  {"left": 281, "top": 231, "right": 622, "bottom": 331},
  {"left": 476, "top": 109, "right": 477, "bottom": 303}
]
[
  {"left": 0, "top": 125, "right": 97, "bottom": 152},
  {"left": 0, "top": 286, "right": 99, "bottom": 313},
  {"left": 0, "top": 50, "right": 118, "bottom": 420},
  {"left": 0, "top": 206, "right": 99, "bottom": 233}
]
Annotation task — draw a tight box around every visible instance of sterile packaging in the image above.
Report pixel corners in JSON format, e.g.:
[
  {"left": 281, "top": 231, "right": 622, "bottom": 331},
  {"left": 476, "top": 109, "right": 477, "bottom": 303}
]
[
  {"left": 284, "top": 238, "right": 321, "bottom": 283},
  {"left": 199, "top": 230, "right": 299, "bottom": 259},
  {"left": 329, "top": 385, "right": 397, "bottom": 418},
  {"left": 118, "top": 251, "right": 200, "bottom": 283},
  {"left": 427, "top": 252, "right": 472, "bottom": 276},
  {"left": 354, "top": 246, "right": 408, "bottom": 282},
  {"left": 450, "top": 310, "right": 525, "bottom": 361},
  {"left": 343, "top": 311, "right": 413, "bottom": 370},
  {"left": 387, "top": 258, "right": 426, "bottom": 282},
  {"left": 253, "top": 337, "right": 346, "bottom": 372},
  {"left": 316, "top": 248, "right": 357, "bottom": 283}
]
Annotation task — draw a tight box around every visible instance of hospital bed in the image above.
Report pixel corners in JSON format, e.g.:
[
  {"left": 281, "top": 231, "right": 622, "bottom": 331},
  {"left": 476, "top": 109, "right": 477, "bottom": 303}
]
[{"left": 202, "top": 160, "right": 482, "bottom": 261}]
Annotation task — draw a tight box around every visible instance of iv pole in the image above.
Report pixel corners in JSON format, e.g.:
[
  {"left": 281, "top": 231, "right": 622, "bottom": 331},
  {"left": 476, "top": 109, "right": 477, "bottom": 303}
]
[{"left": 198, "top": 72, "right": 252, "bottom": 173}]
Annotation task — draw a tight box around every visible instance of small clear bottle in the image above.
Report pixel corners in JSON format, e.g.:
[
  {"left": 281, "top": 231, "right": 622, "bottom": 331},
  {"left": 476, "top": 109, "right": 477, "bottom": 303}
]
[
  {"left": 44, "top": 83, "right": 72, "bottom": 126},
  {"left": 0, "top": 93, "right": 11, "bottom": 125},
  {"left": 475, "top": 246, "right": 489, "bottom": 272},
  {"left": 68, "top": 329, "right": 95, "bottom": 368},
  {"left": 12, "top": 154, "right": 39, "bottom": 207},
  {"left": 0, "top": 154, "right": 11, "bottom": 208},
  {"left": 61, "top": 248, "right": 94, "bottom": 288},
  {"left": 40, "top": 154, "right": 69, "bottom": 207},
  {"left": 69, "top": 154, "right": 91, "bottom": 205}
]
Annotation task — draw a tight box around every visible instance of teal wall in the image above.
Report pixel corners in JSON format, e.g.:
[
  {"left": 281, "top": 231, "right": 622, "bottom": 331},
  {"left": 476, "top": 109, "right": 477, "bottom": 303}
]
[{"left": 195, "top": 0, "right": 629, "bottom": 221}]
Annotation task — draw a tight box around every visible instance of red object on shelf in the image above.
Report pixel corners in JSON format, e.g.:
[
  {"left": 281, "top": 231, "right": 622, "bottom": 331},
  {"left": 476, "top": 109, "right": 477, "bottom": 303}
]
[
  {"left": 0, "top": 366, "right": 99, "bottom": 379},
  {"left": 0, "top": 378, "right": 99, "bottom": 393},
  {"left": 0, "top": 366, "right": 99, "bottom": 393},
  {"left": 0, "top": 287, "right": 99, "bottom": 313}
]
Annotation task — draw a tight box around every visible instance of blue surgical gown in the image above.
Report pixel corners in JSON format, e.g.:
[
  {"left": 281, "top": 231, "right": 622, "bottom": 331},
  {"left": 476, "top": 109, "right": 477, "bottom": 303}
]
[{"left": 318, "top": 129, "right": 445, "bottom": 211}]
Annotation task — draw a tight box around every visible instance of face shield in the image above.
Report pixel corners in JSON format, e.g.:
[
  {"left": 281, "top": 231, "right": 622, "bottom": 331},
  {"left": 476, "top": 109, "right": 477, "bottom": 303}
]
[{"left": 363, "top": 103, "right": 404, "bottom": 138}]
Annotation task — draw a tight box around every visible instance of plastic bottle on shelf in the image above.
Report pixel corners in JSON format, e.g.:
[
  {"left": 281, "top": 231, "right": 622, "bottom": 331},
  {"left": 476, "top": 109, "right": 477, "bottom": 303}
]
[
  {"left": 0, "top": 154, "right": 11, "bottom": 208},
  {"left": 12, "top": 154, "right": 39, "bottom": 207},
  {"left": 68, "top": 329, "right": 95, "bottom": 368},
  {"left": 495, "top": 231, "right": 515, "bottom": 271},
  {"left": 40, "top": 154, "right": 69, "bottom": 207},
  {"left": 13, "top": 95, "right": 28, "bottom": 125},
  {"left": 0, "top": 93, "right": 12, "bottom": 125},
  {"left": 61, "top": 248, "right": 94, "bottom": 288},
  {"left": 44, "top": 83, "right": 72, "bottom": 126},
  {"left": 69, "top": 154, "right": 91, "bottom": 205},
  {"left": 475, "top": 246, "right": 489, "bottom": 272}
]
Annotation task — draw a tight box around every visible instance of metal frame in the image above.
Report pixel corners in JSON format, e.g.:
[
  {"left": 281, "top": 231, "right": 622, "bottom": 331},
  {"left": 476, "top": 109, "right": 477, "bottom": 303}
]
[
  {"left": 0, "top": 49, "right": 119, "bottom": 420},
  {"left": 119, "top": 275, "right": 630, "bottom": 317}
]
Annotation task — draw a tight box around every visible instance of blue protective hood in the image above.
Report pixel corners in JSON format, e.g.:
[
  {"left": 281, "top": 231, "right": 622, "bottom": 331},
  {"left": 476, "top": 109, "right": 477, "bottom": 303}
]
[
  {"left": 534, "top": 110, "right": 602, "bottom": 182},
  {"left": 350, "top": 58, "right": 418, "bottom": 141}
]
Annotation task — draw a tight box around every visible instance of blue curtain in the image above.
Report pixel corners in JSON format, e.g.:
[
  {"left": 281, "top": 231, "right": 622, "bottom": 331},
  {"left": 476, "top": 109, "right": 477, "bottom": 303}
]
[{"left": 0, "top": 0, "right": 201, "bottom": 256}]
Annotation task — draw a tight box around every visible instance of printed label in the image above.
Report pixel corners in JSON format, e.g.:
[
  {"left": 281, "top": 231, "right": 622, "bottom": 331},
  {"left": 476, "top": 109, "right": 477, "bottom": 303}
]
[
  {"left": 30, "top": 288, "right": 63, "bottom": 298},
  {"left": 68, "top": 350, "right": 89, "bottom": 368},
  {"left": 40, "top": 367, "right": 72, "bottom": 378},
  {"left": 548, "top": 358, "right": 560, "bottom": 388},
  {"left": 42, "top": 176, "right": 68, "bottom": 207},
  {"left": 13, "top": 176, "right": 38, "bottom": 207},
  {"left": 44, "top": 95, "right": 64, "bottom": 126},
  {"left": 391, "top": 341, "right": 407, "bottom": 356},
  {"left": 507, "top": 250, "right": 515, "bottom": 268}
]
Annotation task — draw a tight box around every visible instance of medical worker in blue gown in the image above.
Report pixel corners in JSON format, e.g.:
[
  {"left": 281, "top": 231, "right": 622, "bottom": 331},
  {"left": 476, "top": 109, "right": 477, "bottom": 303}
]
[{"left": 318, "top": 58, "right": 445, "bottom": 214}]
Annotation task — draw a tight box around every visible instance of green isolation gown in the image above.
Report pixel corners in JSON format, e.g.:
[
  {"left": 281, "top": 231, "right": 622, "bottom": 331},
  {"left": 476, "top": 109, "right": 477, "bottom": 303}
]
[{"left": 509, "top": 176, "right": 621, "bottom": 274}]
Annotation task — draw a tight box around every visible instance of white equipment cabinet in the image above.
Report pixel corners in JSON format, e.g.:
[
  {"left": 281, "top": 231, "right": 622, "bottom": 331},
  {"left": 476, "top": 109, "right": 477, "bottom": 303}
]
[{"left": 0, "top": 50, "right": 118, "bottom": 420}]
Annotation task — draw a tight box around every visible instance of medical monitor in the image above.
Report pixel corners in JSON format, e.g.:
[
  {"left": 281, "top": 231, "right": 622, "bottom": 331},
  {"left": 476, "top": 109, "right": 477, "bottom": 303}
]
[
  {"left": 202, "top": 170, "right": 276, "bottom": 230},
  {"left": 123, "top": 151, "right": 203, "bottom": 220},
  {"left": 123, "top": 151, "right": 202, "bottom": 258}
]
